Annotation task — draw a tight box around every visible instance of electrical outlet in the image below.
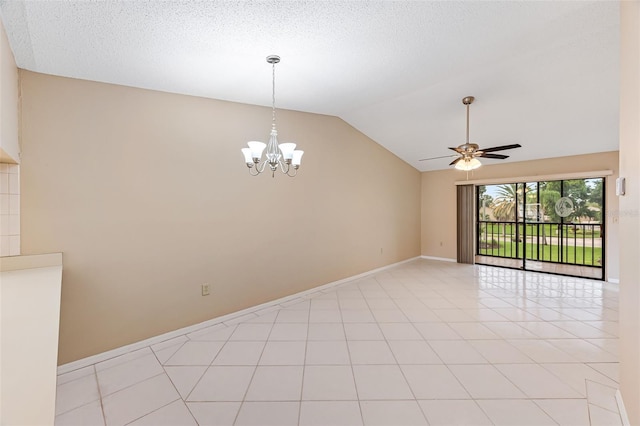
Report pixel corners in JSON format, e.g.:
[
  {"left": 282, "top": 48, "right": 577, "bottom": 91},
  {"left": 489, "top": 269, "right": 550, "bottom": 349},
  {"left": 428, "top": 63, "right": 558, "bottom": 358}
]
[{"left": 201, "top": 284, "right": 210, "bottom": 296}]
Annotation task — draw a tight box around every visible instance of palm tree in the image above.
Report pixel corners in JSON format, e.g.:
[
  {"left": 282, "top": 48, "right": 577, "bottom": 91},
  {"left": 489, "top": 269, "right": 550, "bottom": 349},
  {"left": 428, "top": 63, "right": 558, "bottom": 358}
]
[{"left": 492, "top": 184, "right": 519, "bottom": 222}]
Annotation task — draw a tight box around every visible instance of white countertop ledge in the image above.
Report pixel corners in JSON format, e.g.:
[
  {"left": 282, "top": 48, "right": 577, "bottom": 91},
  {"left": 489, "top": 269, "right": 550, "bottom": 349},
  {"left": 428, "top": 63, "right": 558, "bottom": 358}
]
[{"left": 1, "top": 252, "right": 63, "bottom": 426}]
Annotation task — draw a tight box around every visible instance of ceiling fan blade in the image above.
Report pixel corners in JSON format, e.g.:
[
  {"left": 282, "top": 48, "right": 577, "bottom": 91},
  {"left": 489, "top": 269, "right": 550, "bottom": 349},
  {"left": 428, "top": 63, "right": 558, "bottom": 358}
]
[
  {"left": 479, "top": 153, "right": 509, "bottom": 160},
  {"left": 449, "top": 147, "right": 462, "bottom": 152},
  {"left": 419, "top": 154, "right": 459, "bottom": 161},
  {"left": 449, "top": 157, "right": 462, "bottom": 166},
  {"left": 480, "top": 143, "right": 522, "bottom": 153}
]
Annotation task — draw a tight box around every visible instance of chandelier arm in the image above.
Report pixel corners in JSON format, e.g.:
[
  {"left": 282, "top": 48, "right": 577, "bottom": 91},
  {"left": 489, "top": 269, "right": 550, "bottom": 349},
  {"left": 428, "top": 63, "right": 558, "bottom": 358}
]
[
  {"left": 286, "top": 167, "right": 298, "bottom": 177},
  {"left": 256, "top": 160, "right": 268, "bottom": 174},
  {"left": 278, "top": 159, "right": 290, "bottom": 174},
  {"left": 249, "top": 166, "right": 261, "bottom": 176}
]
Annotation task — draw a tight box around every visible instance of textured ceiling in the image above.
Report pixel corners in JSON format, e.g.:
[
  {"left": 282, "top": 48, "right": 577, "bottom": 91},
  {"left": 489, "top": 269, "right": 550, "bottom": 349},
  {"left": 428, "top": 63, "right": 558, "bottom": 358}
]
[{"left": 0, "top": 1, "right": 620, "bottom": 171}]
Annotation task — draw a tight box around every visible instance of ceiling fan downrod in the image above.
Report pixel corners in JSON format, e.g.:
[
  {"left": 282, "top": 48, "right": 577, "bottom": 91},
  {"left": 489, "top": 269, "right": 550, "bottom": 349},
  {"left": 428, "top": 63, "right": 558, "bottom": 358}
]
[{"left": 463, "top": 96, "right": 474, "bottom": 147}]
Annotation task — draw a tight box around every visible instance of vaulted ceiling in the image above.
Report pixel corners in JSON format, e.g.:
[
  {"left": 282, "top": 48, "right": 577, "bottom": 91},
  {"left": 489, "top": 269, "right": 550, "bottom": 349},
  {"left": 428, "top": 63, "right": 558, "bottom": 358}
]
[{"left": 0, "top": 1, "right": 620, "bottom": 171}]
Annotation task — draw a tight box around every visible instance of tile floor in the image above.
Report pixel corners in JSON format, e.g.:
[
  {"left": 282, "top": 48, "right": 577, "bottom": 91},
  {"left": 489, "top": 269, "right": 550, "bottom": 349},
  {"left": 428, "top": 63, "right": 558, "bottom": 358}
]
[{"left": 55, "top": 260, "right": 622, "bottom": 425}]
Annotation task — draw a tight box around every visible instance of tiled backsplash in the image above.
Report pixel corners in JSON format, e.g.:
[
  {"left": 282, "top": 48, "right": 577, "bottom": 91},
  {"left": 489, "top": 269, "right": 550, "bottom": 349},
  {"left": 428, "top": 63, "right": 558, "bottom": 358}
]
[{"left": 0, "top": 163, "right": 20, "bottom": 256}]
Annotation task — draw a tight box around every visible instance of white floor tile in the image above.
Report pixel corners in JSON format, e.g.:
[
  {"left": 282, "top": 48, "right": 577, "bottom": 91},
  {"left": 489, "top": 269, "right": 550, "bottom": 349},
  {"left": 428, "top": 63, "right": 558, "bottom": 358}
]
[
  {"left": 496, "top": 364, "right": 583, "bottom": 398},
  {"left": 339, "top": 298, "right": 370, "bottom": 310},
  {"left": 187, "top": 366, "right": 255, "bottom": 402},
  {"left": 276, "top": 309, "right": 310, "bottom": 323},
  {"left": 311, "top": 299, "right": 340, "bottom": 310},
  {"left": 299, "top": 401, "right": 363, "bottom": 426},
  {"left": 245, "top": 366, "right": 303, "bottom": 401},
  {"left": 507, "top": 339, "right": 578, "bottom": 363},
  {"left": 268, "top": 323, "right": 308, "bottom": 341},
  {"left": 95, "top": 348, "right": 154, "bottom": 372},
  {"left": 468, "top": 339, "right": 533, "bottom": 363},
  {"left": 305, "top": 340, "right": 351, "bottom": 365},
  {"left": 483, "top": 322, "right": 538, "bottom": 339},
  {"left": 259, "top": 341, "right": 307, "bottom": 365},
  {"left": 462, "top": 308, "right": 510, "bottom": 322},
  {"left": 187, "top": 325, "right": 236, "bottom": 341},
  {"left": 152, "top": 342, "right": 187, "bottom": 364},
  {"left": 352, "top": 365, "right": 414, "bottom": 400},
  {"left": 307, "top": 323, "right": 346, "bottom": 340},
  {"left": 97, "top": 352, "right": 164, "bottom": 396},
  {"left": 400, "top": 308, "right": 442, "bottom": 322},
  {"left": 378, "top": 323, "right": 423, "bottom": 340},
  {"left": 585, "top": 338, "right": 619, "bottom": 356},
  {"left": 587, "top": 362, "right": 619, "bottom": 383},
  {"left": 309, "top": 309, "right": 343, "bottom": 323},
  {"left": 551, "top": 321, "right": 615, "bottom": 338},
  {"left": 586, "top": 380, "right": 620, "bottom": 412},
  {"left": 399, "top": 365, "right": 469, "bottom": 399},
  {"left": 228, "top": 323, "right": 273, "bottom": 341},
  {"left": 164, "top": 341, "right": 224, "bottom": 366},
  {"left": 55, "top": 400, "right": 104, "bottom": 426},
  {"left": 129, "top": 399, "right": 197, "bottom": 425},
  {"left": 360, "top": 400, "right": 428, "bottom": 426},
  {"left": 433, "top": 309, "right": 477, "bottom": 322},
  {"left": 541, "top": 363, "right": 618, "bottom": 396},
  {"left": 589, "top": 404, "right": 623, "bottom": 426},
  {"left": 429, "top": 340, "right": 488, "bottom": 364},
  {"left": 302, "top": 366, "right": 358, "bottom": 400},
  {"left": 55, "top": 373, "right": 101, "bottom": 416},
  {"left": 413, "top": 322, "right": 461, "bottom": 340},
  {"left": 517, "top": 321, "right": 578, "bottom": 338},
  {"left": 186, "top": 402, "right": 241, "bottom": 426},
  {"left": 102, "top": 374, "right": 179, "bottom": 426},
  {"left": 344, "top": 323, "right": 384, "bottom": 340},
  {"left": 56, "top": 366, "right": 96, "bottom": 386},
  {"left": 366, "top": 298, "right": 399, "bottom": 309},
  {"left": 449, "top": 364, "right": 525, "bottom": 399},
  {"left": 341, "top": 309, "right": 376, "bottom": 323},
  {"left": 387, "top": 340, "right": 442, "bottom": 364},
  {"left": 211, "top": 341, "right": 265, "bottom": 365},
  {"left": 371, "top": 309, "right": 409, "bottom": 323},
  {"left": 54, "top": 261, "right": 620, "bottom": 426},
  {"left": 534, "top": 399, "right": 590, "bottom": 426},
  {"left": 477, "top": 399, "right": 557, "bottom": 426},
  {"left": 234, "top": 401, "right": 299, "bottom": 426},
  {"left": 419, "top": 400, "right": 492, "bottom": 426},
  {"left": 547, "top": 338, "right": 618, "bottom": 362},
  {"left": 164, "top": 366, "right": 207, "bottom": 398},
  {"left": 348, "top": 340, "right": 396, "bottom": 364},
  {"left": 448, "top": 322, "right": 500, "bottom": 339}
]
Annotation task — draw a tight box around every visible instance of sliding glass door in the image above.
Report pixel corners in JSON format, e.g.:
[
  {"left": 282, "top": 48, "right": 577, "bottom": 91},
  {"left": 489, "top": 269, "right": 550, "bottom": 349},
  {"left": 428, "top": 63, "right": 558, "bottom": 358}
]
[{"left": 476, "top": 178, "right": 604, "bottom": 280}]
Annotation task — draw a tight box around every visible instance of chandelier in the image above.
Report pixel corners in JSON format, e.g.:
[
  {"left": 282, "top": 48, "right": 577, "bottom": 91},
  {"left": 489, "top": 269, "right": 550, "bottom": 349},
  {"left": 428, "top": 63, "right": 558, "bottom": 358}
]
[{"left": 241, "top": 55, "right": 304, "bottom": 177}]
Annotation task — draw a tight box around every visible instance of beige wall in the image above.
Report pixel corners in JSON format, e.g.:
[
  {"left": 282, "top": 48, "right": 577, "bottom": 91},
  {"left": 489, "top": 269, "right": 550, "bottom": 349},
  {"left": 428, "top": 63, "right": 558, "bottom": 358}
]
[
  {"left": 19, "top": 71, "right": 421, "bottom": 364},
  {"left": 0, "top": 18, "right": 19, "bottom": 164},
  {"left": 421, "top": 151, "right": 620, "bottom": 280},
  {"left": 619, "top": 1, "right": 640, "bottom": 423}
]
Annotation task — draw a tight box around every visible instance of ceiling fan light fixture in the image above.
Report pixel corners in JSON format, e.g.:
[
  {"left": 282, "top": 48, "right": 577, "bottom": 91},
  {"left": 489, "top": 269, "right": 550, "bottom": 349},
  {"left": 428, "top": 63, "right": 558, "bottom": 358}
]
[{"left": 455, "top": 157, "right": 482, "bottom": 171}]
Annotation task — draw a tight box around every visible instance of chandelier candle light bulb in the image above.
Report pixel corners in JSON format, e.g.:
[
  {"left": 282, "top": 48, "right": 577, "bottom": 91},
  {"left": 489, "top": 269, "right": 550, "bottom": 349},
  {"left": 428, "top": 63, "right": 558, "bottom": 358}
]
[{"left": 241, "top": 55, "right": 304, "bottom": 177}]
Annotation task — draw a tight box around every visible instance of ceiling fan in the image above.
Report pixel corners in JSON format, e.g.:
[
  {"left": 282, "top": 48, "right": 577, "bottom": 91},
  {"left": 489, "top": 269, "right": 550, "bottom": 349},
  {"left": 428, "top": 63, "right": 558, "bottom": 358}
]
[{"left": 419, "top": 96, "right": 521, "bottom": 170}]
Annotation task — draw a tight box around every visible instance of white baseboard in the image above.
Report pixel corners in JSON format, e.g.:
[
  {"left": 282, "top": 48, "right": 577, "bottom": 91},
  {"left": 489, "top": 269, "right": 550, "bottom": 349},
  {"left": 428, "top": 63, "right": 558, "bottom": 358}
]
[
  {"left": 616, "top": 390, "right": 631, "bottom": 426},
  {"left": 420, "top": 255, "right": 457, "bottom": 263},
  {"left": 57, "top": 256, "right": 421, "bottom": 375},
  {"left": 608, "top": 277, "right": 620, "bottom": 284}
]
